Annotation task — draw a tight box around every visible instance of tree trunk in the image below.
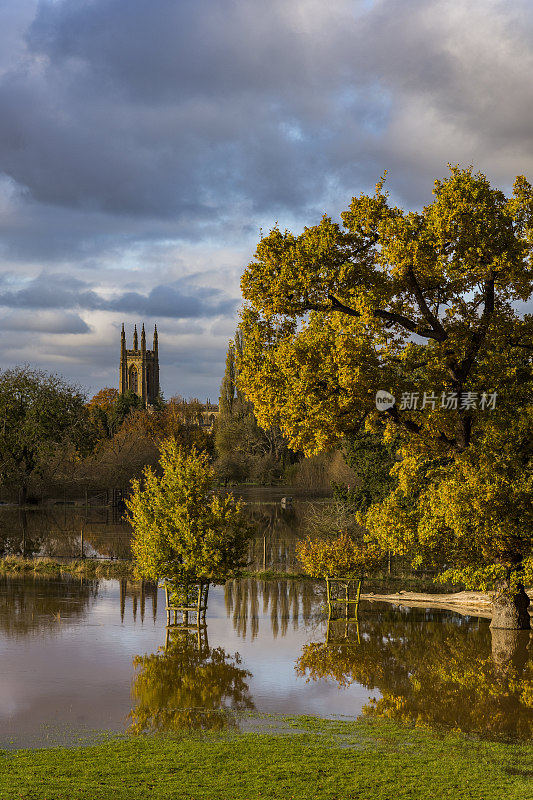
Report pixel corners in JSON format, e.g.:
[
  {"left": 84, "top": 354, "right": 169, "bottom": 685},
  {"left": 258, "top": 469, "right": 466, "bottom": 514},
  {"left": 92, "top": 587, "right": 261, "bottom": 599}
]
[
  {"left": 490, "top": 628, "right": 530, "bottom": 674},
  {"left": 490, "top": 583, "right": 531, "bottom": 630},
  {"left": 18, "top": 484, "right": 27, "bottom": 506},
  {"left": 19, "top": 507, "right": 28, "bottom": 558}
]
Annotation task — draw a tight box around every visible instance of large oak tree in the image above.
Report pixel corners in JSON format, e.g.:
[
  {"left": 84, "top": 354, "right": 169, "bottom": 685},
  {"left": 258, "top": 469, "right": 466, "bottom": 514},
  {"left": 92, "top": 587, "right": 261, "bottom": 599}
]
[{"left": 238, "top": 167, "right": 533, "bottom": 628}]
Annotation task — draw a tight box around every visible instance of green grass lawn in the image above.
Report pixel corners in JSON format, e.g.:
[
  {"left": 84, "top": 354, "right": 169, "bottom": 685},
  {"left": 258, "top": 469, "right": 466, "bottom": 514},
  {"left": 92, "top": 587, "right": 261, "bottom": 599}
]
[{"left": 0, "top": 717, "right": 531, "bottom": 800}]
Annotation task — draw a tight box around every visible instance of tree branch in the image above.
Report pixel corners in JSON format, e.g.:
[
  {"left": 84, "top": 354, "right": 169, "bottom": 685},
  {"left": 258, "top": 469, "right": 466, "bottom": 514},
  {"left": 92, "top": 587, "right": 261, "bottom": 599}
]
[
  {"left": 384, "top": 405, "right": 461, "bottom": 452},
  {"left": 508, "top": 335, "right": 533, "bottom": 351},
  {"left": 307, "top": 294, "right": 447, "bottom": 341},
  {"left": 405, "top": 266, "right": 448, "bottom": 341},
  {"left": 455, "top": 277, "right": 495, "bottom": 382}
]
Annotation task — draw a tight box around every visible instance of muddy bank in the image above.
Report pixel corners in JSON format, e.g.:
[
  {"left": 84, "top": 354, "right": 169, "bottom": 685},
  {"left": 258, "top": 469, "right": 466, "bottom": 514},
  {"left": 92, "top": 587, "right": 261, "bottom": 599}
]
[{"left": 360, "top": 589, "right": 533, "bottom": 619}]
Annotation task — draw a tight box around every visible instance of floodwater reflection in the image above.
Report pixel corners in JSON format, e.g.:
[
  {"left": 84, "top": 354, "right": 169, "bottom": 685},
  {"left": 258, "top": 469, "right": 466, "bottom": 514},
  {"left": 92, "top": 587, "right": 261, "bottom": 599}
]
[
  {"left": 224, "top": 578, "right": 322, "bottom": 639},
  {"left": 0, "top": 574, "right": 531, "bottom": 747},
  {"left": 0, "top": 575, "right": 97, "bottom": 637},
  {"left": 0, "top": 500, "right": 318, "bottom": 569},
  {"left": 129, "top": 626, "right": 254, "bottom": 733},
  {"left": 296, "top": 607, "right": 533, "bottom": 741}
]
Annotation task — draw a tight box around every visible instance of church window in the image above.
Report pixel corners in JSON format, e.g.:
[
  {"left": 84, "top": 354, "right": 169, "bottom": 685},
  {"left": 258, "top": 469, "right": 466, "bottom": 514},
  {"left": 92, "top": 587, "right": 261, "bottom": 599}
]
[{"left": 129, "top": 365, "right": 138, "bottom": 393}]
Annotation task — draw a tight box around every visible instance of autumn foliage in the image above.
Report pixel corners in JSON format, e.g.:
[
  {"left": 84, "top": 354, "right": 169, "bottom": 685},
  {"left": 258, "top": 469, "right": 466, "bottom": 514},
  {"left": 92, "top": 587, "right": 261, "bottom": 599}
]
[
  {"left": 238, "top": 166, "right": 533, "bottom": 609},
  {"left": 296, "top": 532, "right": 383, "bottom": 578},
  {"left": 126, "top": 440, "right": 252, "bottom": 586}
]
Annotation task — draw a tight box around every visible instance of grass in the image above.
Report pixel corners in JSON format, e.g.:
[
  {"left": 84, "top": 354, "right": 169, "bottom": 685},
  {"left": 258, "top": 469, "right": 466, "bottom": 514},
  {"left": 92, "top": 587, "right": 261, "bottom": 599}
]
[
  {"left": 0, "top": 717, "right": 531, "bottom": 800},
  {"left": 242, "top": 569, "right": 316, "bottom": 581},
  {"left": 0, "top": 556, "right": 135, "bottom": 580},
  {"left": 0, "top": 558, "right": 317, "bottom": 584},
  {"left": 0, "top": 558, "right": 462, "bottom": 595}
]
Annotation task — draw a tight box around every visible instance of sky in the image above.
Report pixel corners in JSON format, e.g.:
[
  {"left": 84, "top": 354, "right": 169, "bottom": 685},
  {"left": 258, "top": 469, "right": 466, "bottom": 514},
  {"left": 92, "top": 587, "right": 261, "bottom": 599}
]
[{"left": 1, "top": 0, "right": 533, "bottom": 400}]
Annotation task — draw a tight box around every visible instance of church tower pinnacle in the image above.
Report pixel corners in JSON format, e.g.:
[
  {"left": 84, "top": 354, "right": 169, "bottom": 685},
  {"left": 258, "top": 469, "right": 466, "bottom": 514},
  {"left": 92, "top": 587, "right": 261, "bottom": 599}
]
[{"left": 119, "top": 323, "right": 160, "bottom": 408}]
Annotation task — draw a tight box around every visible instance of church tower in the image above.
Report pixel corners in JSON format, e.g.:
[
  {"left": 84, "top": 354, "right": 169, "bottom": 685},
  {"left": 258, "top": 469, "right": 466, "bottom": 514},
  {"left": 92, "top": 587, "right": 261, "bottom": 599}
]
[{"left": 119, "top": 323, "right": 159, "bottom": 408}]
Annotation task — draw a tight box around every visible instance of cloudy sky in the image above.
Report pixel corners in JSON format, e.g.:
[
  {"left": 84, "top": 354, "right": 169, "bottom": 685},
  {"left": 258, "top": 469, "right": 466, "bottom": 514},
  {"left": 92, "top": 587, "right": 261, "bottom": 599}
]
[{"left": 0, "top": 0, "right": 532, "bottom": 400}]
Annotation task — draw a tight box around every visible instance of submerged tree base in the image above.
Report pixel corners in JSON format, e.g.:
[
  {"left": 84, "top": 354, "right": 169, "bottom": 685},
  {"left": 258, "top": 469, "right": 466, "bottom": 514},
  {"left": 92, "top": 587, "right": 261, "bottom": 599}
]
[{"left": 490, "top": 586, "right": 531, "bottom": 630}]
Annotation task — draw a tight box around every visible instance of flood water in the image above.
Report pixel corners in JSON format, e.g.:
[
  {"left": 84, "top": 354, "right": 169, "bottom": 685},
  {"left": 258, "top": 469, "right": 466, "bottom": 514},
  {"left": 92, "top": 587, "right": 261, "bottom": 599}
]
[
  {"left": 0, "top": 573, "right": 531, "bottom": 748},
  {"left": 0, "top": 495, "right": 320, "bottom": 570},
  {"left": 0, "top": 503, "right": 531, "bottom": 747}
]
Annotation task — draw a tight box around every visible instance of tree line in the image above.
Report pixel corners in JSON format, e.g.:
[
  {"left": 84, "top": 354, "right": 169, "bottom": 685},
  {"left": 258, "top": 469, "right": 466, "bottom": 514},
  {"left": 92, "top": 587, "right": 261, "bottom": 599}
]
[
  {"left": 0, "top": 354, "right": 313, "bottom": 504},
  {"left": 0, "top": 368, "right": 213, "bottom": 503}
]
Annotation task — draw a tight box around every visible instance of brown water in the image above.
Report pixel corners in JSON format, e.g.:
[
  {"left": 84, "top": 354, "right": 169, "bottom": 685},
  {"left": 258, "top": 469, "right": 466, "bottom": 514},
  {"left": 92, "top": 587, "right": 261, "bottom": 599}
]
[
  {"left": 0, "top": 498, "right": 318, "bottom": 569},
  {"left": 0, "top": 573, "right": 531, "bottom": 748},
  {"left": 0, "top": 503, "right": 531, "bottom": 746}
]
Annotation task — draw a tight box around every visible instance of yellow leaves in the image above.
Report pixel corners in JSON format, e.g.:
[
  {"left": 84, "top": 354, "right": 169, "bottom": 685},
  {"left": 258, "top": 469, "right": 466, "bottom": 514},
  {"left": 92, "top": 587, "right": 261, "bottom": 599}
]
[
  {"left": 359, "top": 419, "right": 532, "bottom": 589},
  {"left": 239, "top": 165, "right": 532, "bottom": 583},
  {"left": 87, "top": 387, "right": 118, "bottom": 413},
  {"left": 126, "top": 440, "right": 252, "bottom": 584},
  {"left": 296, "top": 531, "right": 384, "bottom": 578},
  {"left": 239, "top": 165, "right": 532, "bottom": 462}
]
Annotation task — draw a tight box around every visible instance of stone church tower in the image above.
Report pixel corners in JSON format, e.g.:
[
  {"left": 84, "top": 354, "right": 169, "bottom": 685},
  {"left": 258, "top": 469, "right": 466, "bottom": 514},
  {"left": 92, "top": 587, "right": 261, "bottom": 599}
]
[{"left": 119, "top": 323, "right": 159, "bottom": 408}]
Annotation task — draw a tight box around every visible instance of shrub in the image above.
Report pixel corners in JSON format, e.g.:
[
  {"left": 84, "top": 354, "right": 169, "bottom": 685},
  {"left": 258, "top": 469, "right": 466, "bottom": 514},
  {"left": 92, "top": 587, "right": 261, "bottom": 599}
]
[{"left": 126, "top": 440, "right": 252, "bottom": 586}]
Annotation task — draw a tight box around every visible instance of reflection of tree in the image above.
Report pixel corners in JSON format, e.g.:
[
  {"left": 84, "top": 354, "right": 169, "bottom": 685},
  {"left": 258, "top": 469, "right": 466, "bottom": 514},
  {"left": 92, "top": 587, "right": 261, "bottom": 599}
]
[
  {"left": 119, "top": 579, "right": 158, "bottom": 624},
  {"left": 296, "top": 607, "right": 533, "bottom": 740},
  {"left": 0, "top": 575, "right": 97, "bottom": 637},
  {"left": 129, "top": 628, "right": 255, "bottom": 733},
  {"left": 225, "top": 578, "right": 322, "bottom": 640},
  {"left": 245, "top": 503, "right": 313, "bottom": 572}
]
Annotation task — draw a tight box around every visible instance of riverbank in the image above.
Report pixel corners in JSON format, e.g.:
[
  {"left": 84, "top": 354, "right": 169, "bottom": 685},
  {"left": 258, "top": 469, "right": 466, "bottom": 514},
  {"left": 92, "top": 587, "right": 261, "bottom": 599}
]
[
  {"left": 360, "top": 589, "right": 533, "bottom": 619},
  {"left": 0, "top": 558, "right": 449, "bottom": 589},
  {"left": 2, "top": 558, "right": 532, "bottom": 619},
  {"left": 361, "top": 589, "right": 494, "bottom": 619},
  {"left": 0, "top": 717, "right": 531, "bottom": 800}
]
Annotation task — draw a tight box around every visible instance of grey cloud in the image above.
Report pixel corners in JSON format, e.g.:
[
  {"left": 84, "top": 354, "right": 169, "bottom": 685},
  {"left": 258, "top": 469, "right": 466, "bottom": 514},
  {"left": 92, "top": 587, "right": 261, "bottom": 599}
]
[
  {"left": 0, "top": 309, "right": 90, "bottom": 334},
  {"left": 0, "top": 0, "right": 376, "bottom": 222},
  {"left": 109, "top": 283, "right": 237, "bottom": 318},
  {"left": 27, "top": 0, "right": 353, "bottom": 103},
  {"left": 0, "top": 272, "right": 237, "bottom": 318},
  {"left": 0, "top": 0, "right": 532, "bottom": 399},
  {"left": 0, "top": 273, "right": 102, "bottom": 310},
  {"left": 4, "top": 0, "right": 530, "bottom": 228},
  {"left": 0, "top": 0, "right": 531, "bottom": 233}
]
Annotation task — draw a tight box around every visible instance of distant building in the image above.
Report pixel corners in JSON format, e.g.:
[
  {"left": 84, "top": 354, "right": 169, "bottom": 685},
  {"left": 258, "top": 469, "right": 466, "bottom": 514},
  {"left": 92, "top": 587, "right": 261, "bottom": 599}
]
[
  {"left": 198, "top": 400, "right": 220, "bottom": 428},
  {"left": 119, "top": 323, "right": 159, "bottom": 408},
  {"left": 118, "top": 324, "right": 221, "bottom": 423}
]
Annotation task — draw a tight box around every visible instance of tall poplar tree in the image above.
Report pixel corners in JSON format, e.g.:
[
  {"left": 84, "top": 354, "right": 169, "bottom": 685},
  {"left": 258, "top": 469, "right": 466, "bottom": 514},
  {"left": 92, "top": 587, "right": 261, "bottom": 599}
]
[{"left": 216, "top": 329, "right": 296, "bottom": 483}]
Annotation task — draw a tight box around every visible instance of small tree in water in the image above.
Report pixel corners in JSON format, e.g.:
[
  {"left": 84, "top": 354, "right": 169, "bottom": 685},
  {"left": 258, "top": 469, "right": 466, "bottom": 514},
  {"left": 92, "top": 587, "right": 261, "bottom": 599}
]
[
  {"left": 297, "top": 532, "right": 383, "bottom": 580},
  {"left": 126, "top": 441, "right": 251, "bottom": 601}
]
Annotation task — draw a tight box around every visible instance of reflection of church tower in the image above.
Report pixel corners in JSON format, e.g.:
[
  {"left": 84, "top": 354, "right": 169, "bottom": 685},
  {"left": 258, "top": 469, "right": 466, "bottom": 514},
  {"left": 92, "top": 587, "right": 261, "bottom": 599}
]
[{"left": 119, "top": 323, "right": 159, "bottom": 408}]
